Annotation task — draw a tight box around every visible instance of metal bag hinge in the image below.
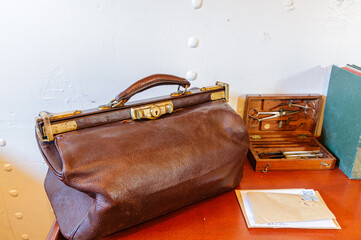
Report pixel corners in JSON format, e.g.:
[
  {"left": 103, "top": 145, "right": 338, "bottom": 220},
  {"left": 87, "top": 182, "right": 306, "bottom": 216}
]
[
  {"left": 200, "top": 85, "right": 223, "bottom": 91},
  {"left": 47, "top": 121, "right": 77, "bottom": 136},
  {"left": 37, "top": 111, "right": 54, "bottom": 142},
  {"left": 170, "top": 91, "right": 191, "bottom": 97},
  {"left": 170, "top": 84, "right": 191, "bottom": 97},
  {"left": 211, "top": 91, "right": 225, "bottom": 101},
  {"left": 49, "top": 110, "right": 82, "bottom": 120},
  {"left": 130, "top": 101, "right": 173, "bottom": 120},
  {"left": 36, "top": 111, "right": 78, "bottom": 142},
  {"left": 251, "top": 134, "right": 262, "bottom": 140},
  {"left": 215, "top": 81, "right": 229, "bottom": 102}
]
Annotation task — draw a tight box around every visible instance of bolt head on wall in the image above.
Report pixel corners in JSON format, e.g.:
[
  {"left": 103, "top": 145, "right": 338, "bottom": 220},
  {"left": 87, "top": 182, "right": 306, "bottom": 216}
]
[
  {"left": 191, "top": 0, "right": 203, "bottom": 9},
  {"left": 3, "top": 163, "right": 12, "bottom": 172},
  {"left": 21, "top": 234, "right": 30, "bottom": 240},
  {"left": 9, "top": 190, "right": 19, "bottom": 197},
  {"left": 188, "top": 37, "right": 199, "bottom": 48},
  {"left": 15, "top": 212, "right": 23, "bottom": 219},
  {"left": 0, "top": 138, "right": 6, "bottom": 147},
  {"left": 285, "top": 0, "right": 296, "bottom": 11},
  {"left": 186, "top": 71, "right": 198, "bottom": 81}
]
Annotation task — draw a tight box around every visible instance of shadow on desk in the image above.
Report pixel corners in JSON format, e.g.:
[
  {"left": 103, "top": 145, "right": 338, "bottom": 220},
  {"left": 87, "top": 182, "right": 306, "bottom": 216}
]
[{"left": 47, "top": 158, "right": 361, "bottom": 240}]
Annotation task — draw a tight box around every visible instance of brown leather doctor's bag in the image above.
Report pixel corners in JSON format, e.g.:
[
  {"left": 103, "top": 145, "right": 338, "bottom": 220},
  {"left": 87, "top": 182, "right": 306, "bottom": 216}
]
[{"left": 36, "top": 74, "right": 249, "bottom": 240}]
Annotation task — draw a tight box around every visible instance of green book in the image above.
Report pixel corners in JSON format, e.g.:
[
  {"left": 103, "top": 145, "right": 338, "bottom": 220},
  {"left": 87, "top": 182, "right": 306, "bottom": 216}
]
[{"left": 320, "top": 65, "right": 361, "bottom": 179}]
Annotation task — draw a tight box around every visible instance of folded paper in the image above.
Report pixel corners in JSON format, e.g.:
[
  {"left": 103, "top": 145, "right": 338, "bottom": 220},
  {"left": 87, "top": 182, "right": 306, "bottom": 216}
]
[{"left": 247, "top": 192, "right": 335, "bottom": 224}]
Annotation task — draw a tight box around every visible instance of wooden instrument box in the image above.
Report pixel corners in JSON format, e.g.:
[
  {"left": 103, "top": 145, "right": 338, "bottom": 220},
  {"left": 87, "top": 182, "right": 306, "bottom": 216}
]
[{"left": 244, "top": 95, "right": 336, "bottom": 172}]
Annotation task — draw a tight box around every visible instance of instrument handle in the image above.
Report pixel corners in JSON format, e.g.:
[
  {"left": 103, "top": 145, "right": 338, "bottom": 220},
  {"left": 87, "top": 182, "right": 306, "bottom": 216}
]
[
  {"left": 112, "top": 74, "right": 190, "bottom": 107},
  {"left": 248, "top": 108, "right": 260, "bottom": 117}
]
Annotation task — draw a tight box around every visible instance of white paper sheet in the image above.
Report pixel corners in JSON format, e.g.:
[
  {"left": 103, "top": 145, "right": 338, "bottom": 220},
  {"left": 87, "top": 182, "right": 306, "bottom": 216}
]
[{"left": 238, "top": 189, "right": 340, "bottom": 229}]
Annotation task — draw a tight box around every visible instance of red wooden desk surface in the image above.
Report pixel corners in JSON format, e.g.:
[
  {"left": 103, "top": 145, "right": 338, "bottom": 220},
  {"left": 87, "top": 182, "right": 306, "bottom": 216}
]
[{"left": 48, "top": 159, "right": 361, "bottom": 240}]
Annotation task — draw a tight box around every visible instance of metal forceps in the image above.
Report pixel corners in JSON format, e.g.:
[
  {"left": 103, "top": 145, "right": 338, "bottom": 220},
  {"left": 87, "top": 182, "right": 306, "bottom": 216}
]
[
  {"left": 248, "top": 108, "right": 299, "bottom": 126},
  {"left": 279, "top": 100, "right": 316, "bottom": 115}
]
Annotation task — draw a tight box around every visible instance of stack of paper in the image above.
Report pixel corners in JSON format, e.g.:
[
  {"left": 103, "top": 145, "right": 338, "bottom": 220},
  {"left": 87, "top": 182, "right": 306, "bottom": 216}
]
[{"left": 235, "top": 189, "right": 340, "bottom": 229}]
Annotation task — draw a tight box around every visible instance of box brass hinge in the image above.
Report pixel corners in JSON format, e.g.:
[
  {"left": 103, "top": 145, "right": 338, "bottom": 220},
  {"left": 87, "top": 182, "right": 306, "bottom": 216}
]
[
  {"left": 297, "top": 134, "right": 308, "bottom": 139},
  {"left": 251, "top": 134, "right": 262, "bottom": 140}
]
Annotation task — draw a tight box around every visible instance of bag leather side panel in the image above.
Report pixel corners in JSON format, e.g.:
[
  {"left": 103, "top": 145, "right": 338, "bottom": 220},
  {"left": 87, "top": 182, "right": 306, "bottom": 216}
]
[{"left": 44, "top": 169, "right": 93, "bottom": 239}]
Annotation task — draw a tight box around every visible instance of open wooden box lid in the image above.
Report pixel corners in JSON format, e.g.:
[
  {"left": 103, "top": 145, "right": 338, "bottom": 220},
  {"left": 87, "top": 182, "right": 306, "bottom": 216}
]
[{"left": 244, "top": 94, "right": 323, "bottom": 140}]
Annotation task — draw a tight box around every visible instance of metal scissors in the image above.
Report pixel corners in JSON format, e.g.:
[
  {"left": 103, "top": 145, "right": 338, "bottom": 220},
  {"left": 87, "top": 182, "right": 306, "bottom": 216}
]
[
  {"left": 279, "top": 100, "right": 316, "bottom": 115},
  {"left": 248, "top": 108, "right": 299, "bottom": 126}
]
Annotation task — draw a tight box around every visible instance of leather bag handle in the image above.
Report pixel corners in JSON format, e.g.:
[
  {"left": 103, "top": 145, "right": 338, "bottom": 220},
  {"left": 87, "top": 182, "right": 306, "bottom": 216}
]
[{"left": 112, "top": 74, "right": 190, "bottom": 107}]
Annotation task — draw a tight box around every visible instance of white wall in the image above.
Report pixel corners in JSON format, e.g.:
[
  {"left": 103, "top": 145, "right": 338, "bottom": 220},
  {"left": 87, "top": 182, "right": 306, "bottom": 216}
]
[{"left": 0, "top": 0, "right": 360, "bottom": 239}]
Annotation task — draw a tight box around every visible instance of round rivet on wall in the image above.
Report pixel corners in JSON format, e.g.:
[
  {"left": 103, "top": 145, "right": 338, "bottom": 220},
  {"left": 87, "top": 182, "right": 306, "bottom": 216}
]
[
  {"left": 188, "top": 36, "right": 199, "bottom": 48},
  {"left": 15, "top": 212, "right": 23, "bottom": 219},
  {"left": 9, "top": 190, "right": 19, "bottom": 197},
  {"left": 285, "top": 0, "right": 296, "bottom": 11},
  {"left": 20, "top": 234, "right": 30, "bottom": 240},
  {"left": 258, "top": 32, "right": 271, "bottom": 42},
  {"left": 0, "top": 138, "right": 6, "bottom": 147},
  {"left": 3, "top": 163, "right": 12, "bottom": 172},
  {"left": 186, "top": 71, "right": 198, "bottom": 81},
  {"left": 191, "top": 0, "right": 203, "bottom": 9}
]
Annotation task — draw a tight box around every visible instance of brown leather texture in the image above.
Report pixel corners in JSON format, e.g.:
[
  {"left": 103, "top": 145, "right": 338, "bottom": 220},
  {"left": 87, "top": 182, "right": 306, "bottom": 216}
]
[
  {"left": 37, "top": 79, "right": 249, "bottom": 240},
  {"left": 115, "top": 74, "right": 190, "bottom": 103}
]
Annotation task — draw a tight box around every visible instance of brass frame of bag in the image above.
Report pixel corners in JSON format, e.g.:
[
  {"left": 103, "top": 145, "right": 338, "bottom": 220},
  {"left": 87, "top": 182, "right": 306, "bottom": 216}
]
[{"left": 36, "top": 81, "right": 229, "bottom": 142}]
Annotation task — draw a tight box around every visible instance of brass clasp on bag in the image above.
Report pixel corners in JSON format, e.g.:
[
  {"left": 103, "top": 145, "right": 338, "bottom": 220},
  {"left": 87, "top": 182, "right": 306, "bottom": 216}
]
[{"left": 130, "top": 101, "right": 173, "bottom": 120}]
